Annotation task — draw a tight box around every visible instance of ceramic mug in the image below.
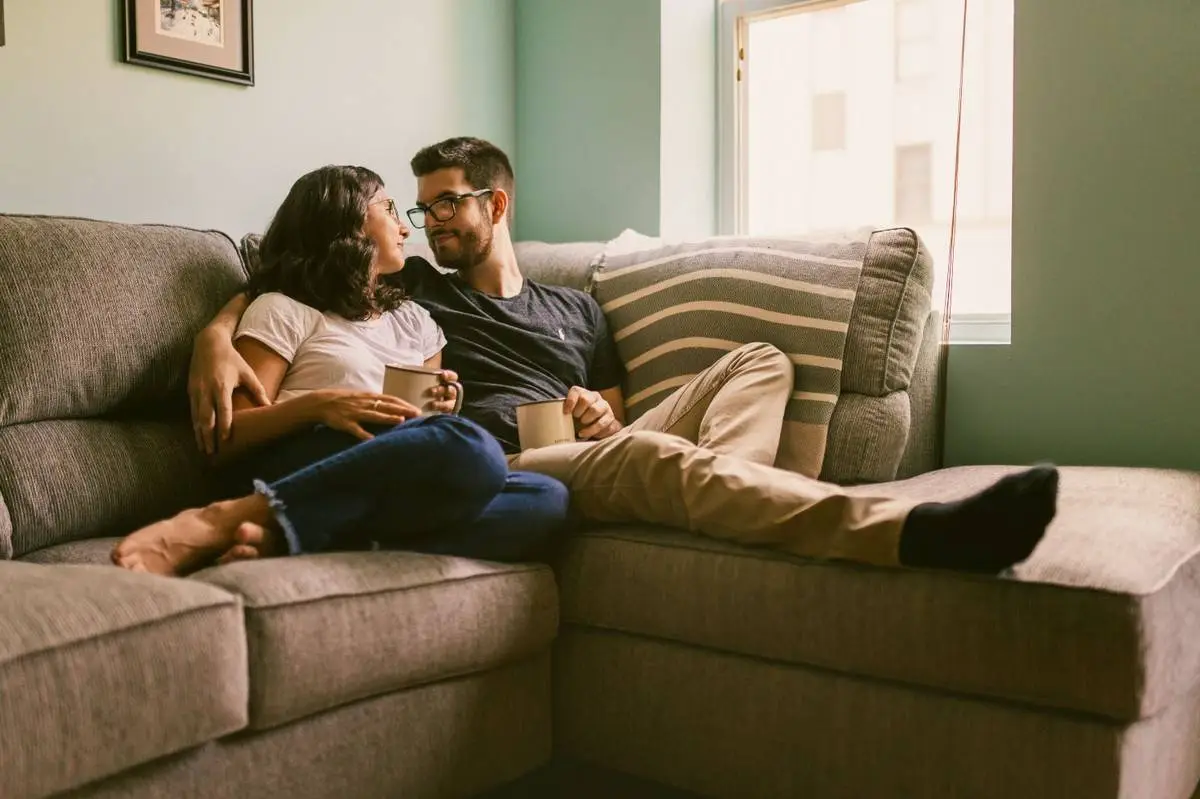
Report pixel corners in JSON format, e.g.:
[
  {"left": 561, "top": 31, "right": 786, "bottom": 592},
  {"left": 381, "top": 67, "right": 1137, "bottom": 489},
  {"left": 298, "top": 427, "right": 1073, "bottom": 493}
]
[
  {"left": 515, "top": 398, "right": 577, "bottom": 451},
  {"left": 382, "top": 364, "right": 464, "bottom": 416}
]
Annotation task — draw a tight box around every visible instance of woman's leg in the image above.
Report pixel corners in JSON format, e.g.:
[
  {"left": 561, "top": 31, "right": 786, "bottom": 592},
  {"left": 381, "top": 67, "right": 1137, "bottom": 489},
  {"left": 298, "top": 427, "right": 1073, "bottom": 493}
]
[
  {"left": 220, "top": 425, "right": 365, "bottom": 492},
  {"left": 114, "top": 415, "right": 508, "bottom": 574},
  {"left": 404, "top": 472, "right": 570, "bottom": 563},
  {"left": 262, "top": 415, "right": 507, "bottom": 554},
  {"left": 205, "top": 424, "right": 372, "bottom": 565}
]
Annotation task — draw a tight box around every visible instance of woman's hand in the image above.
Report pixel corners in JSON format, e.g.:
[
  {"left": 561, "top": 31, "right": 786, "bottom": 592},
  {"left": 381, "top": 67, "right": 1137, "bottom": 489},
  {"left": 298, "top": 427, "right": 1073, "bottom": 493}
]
[
  {"left": 428, "top": 369, "right": 462, "bottom": 415},
  {"left": 308, "top": 390, "right": 421, "bottom": 441}
]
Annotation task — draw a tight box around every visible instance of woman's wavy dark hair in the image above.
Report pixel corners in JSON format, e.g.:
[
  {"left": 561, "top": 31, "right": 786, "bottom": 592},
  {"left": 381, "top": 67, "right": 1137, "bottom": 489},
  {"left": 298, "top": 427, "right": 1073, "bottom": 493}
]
[{"left": 250, "top": 165, "right": 407, "bottom": 320}]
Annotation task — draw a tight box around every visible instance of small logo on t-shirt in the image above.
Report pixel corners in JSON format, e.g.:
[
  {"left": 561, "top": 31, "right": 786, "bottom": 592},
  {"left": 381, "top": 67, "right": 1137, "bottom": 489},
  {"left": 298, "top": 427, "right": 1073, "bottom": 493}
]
[{"left": 557, "top": 328, "right": 566, "bottom": 341}]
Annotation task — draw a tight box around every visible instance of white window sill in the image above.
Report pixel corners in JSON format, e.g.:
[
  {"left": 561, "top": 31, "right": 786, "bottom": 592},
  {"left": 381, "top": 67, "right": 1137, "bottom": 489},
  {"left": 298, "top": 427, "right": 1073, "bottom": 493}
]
[{"left": 948, "top": 313, "right": 1010, "bottom": 345}]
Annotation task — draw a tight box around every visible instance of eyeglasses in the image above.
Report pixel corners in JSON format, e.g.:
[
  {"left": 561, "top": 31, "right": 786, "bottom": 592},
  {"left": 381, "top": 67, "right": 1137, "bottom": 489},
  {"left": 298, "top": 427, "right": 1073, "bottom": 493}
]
[
  {"left": 371, "top": 198, "right": 401, "bottom": 223},
  {"left": 406, "top": 189, "right": 494, "bottom": 228}
]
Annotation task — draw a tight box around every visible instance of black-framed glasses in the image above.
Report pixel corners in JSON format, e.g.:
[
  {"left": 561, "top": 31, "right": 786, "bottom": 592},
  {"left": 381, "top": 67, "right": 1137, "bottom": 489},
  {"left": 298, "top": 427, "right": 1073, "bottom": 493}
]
[
  {"left": 371, "top": 198, "right": 401, "bottom": 223},
  {"left": 406, "top": 189, "right": 494, "bottom": 228}
]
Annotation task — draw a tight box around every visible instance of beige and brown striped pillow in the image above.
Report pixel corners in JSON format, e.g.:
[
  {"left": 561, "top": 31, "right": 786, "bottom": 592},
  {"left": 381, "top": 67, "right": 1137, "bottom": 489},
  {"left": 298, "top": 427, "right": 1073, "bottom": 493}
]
[{"left": 593, "top": 231, "right": 869, "bottom": 477}]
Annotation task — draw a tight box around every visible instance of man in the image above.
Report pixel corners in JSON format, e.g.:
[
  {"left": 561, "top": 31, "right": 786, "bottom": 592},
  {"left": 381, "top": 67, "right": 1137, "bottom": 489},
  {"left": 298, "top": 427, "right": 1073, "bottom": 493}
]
[{"left": 190, "top": 137, "right": 1058, "bottom": 573}]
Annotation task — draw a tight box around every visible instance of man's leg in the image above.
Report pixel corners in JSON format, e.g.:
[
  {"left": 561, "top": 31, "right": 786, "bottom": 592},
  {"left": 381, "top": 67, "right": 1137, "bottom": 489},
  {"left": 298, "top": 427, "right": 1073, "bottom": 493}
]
[
  {"left": 511, "top": 432, "right": 910, "bottom": 565},
  {"left": 624, "top": 342, "right": 793, "bottom": 466},
  {"left": 511, "top": 432, "right": 1058, "bottom": 572}
]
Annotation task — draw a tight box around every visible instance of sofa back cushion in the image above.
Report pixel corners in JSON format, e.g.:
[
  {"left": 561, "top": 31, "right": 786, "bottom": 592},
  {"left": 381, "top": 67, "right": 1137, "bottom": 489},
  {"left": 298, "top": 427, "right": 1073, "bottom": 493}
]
[
  {"left": 241, "top": 235, "right": 604, "bottom": 294},
  {"left": 0, "top": 215, "right": 247, "bottom": 557},
  {"left": 518, "top": 228, "right": 936, "bottom": 484},
  {"left": 514, "top": 241, "right": 604, "bottom": 291},
  {"left": 593, "top": 231, "right": 872, "bottom": 478},
  {"left": 818, "top": 227, "right": 934, "bottom": 484}
]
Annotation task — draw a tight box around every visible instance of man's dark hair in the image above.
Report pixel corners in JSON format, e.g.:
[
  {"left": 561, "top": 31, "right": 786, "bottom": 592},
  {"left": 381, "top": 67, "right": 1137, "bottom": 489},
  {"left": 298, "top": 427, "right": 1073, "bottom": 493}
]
[
  {"left": 252, "top": 165, "right": 406, "bottom": 321},
  {"left": 410, "top": 137, "right": 515, "bottom": 225}
]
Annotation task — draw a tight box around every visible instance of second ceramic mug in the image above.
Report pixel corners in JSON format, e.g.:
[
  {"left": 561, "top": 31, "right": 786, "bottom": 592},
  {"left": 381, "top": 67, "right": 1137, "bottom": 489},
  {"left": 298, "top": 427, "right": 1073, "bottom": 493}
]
[{"left": 515, "top": 398, "right": 577, "bottom": 450}]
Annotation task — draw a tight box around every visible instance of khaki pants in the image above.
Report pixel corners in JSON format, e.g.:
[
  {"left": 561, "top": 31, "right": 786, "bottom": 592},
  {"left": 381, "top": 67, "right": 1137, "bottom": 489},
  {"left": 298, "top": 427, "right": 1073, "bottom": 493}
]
[{"left": 509, "top": 343, "right": 914, "bottom": 566}]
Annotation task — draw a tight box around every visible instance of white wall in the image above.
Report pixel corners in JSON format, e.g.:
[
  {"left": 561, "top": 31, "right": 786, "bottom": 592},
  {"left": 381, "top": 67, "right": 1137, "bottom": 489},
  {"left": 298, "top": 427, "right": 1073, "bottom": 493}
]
[{"left": 0, "top": 0, "right": 516, "bottom": 238}]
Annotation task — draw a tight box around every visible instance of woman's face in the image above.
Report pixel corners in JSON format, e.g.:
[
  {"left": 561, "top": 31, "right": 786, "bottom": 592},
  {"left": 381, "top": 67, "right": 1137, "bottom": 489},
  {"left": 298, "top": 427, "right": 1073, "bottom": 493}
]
[{"left": 364, "top": 188, "right": 410, "bottom": 275}]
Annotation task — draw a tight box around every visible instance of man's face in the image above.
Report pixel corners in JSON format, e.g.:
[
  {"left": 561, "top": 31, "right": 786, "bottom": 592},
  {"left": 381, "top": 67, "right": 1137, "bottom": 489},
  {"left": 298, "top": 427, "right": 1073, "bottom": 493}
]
[{"left": 414, "top": 167, "right": 494, "bottom": 272}]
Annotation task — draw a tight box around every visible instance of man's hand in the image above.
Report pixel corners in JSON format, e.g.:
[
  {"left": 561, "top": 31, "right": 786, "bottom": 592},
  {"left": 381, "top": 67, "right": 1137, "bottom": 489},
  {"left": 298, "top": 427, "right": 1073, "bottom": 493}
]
[
  {"left": 563, "top": 386, "right": 622, "bottom": 440},
  {"left": 188, "top": 330, "right": 271, "bottom": 455}
]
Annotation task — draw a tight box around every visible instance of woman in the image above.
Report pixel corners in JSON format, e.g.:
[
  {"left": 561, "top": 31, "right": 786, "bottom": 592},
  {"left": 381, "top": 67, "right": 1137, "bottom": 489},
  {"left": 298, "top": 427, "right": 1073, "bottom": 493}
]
[{"left": 113, "top": 165, "right": 568, "bottom": 575}]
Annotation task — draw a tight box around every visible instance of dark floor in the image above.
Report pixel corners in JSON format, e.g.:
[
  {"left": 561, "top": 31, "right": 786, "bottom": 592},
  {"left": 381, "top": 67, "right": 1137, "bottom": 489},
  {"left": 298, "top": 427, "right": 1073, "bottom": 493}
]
[{"left": 480, "top": 759, "right": 703, "bottom": 799}]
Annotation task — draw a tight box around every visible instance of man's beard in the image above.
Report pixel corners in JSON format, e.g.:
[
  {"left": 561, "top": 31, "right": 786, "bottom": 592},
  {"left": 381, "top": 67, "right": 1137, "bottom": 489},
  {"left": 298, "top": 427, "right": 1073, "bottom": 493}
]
[{"left": 430, "top": 225, "right": 494, "bottom": 272}]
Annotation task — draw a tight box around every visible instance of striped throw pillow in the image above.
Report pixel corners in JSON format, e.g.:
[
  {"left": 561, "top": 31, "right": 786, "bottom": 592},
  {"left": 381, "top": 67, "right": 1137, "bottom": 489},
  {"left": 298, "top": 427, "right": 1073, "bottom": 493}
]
[{"left": 593, "top": 231, "right": 869, "bottom": 477}]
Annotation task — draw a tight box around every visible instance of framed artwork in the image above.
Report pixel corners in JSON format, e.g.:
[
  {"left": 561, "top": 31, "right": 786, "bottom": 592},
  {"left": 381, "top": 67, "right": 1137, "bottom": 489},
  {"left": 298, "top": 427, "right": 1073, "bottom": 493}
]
[{"left": 122, "top": 0, "right": 254, "bottom": 86}]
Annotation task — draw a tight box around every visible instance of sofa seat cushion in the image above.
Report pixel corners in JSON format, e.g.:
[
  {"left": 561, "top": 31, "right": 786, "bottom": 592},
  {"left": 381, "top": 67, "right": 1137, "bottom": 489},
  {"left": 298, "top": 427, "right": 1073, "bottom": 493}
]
[
  {"left": 0, "top": 562, "right": 248, "bottom": 799},
  {"left": 556, "top": 466, "right": 1200, "bottom": 723},
  {"left": 193, "top": 552, "right": 558, "bottom": 731},
  {"left": 17, "top": 536, "right": 122, "bottom": 564}
]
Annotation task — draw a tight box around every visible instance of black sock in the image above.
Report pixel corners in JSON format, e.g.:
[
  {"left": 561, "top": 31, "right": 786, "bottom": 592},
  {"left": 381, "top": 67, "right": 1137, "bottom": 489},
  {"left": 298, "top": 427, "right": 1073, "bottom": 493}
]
[{"left": 898, "top": 465, "right": 1059, "bottom": 573}]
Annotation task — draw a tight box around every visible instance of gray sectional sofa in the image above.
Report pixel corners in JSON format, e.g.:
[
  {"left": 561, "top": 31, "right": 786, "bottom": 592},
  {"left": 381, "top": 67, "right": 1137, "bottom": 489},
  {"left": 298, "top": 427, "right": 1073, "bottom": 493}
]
[{"left": 1, "top": 214, "right": 1199, "bottom": 799}]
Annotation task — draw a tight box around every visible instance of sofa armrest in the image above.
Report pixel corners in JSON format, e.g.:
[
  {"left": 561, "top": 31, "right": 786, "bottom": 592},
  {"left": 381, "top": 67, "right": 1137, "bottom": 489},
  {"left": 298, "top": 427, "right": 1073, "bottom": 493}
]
[{"left": 897, "top": 310, "right": 945, "bottom": 479}]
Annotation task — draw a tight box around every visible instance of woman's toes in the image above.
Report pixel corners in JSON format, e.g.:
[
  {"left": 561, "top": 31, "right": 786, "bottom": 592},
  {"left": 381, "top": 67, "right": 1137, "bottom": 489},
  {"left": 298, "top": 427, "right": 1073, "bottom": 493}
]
[
  {"left": 235, "top": 522, "right": 266, "bottom": 546},
  {"left": 218, "top": 544, "right": 261, "bottom": 566}
]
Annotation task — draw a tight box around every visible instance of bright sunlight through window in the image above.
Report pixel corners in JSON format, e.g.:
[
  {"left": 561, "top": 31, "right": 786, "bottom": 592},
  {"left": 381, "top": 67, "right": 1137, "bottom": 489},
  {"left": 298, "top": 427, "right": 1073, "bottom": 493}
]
[{"left": 724, "top": 0, "right": 1013, "bottom": 342}]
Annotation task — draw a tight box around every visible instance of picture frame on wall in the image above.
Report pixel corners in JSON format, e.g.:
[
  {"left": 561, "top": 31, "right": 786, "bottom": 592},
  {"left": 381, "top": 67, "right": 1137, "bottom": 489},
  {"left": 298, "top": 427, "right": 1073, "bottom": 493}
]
[{"left": 122, "top": 0, "right": 254, "bottom": 86}]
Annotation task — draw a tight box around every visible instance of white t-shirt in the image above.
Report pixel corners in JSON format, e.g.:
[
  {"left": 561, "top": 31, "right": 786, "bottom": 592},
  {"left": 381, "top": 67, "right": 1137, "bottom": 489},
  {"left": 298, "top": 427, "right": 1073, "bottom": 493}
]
[{"left": 235, "top": 292, "right": 446, "bottom": 402}]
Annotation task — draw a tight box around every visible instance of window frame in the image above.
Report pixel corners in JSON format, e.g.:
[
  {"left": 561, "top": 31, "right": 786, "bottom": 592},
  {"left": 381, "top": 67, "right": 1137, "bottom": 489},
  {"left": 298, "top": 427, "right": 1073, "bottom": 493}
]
[{"left": 716, "top": 0, "right": 1011, "bottom": 345}]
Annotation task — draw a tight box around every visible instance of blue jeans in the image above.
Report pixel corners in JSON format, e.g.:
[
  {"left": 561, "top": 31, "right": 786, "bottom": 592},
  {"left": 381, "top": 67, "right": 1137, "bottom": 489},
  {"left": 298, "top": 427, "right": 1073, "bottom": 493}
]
[{"left": 223, "top": 415, "right": 568, "bottom": 563}]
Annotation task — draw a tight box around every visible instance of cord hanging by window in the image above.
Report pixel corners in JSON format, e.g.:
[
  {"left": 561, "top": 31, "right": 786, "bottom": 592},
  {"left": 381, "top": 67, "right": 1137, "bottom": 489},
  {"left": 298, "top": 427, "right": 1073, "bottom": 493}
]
[{"left": 934, "top": 0, "right": 970, "bottom": 468}]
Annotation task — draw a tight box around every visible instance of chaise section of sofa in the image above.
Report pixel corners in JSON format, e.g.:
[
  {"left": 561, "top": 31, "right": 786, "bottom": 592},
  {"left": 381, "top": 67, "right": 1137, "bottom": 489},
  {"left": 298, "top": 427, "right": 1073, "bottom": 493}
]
[
  {"left": 517, "top": 233, "right": 1200, "bottom": 799},
  {"left": 552, "top": 466, "right": 1200, "bottom": 799}
]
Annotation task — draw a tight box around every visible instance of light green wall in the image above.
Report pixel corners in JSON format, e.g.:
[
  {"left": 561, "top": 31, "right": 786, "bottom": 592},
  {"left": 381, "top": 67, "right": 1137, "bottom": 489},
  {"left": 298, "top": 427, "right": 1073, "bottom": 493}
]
[
  {"left": 514, "top": 0, "right": 664, "bottom": 242},
  {"left": 0, "top": 0, "right": 515, "bottom": 237},
  {"left": 512, "top": 0, "right": 1200, "bottom": 471},
  {"left": 944, "top": 0, "right": 1200, "bottom": 470}
]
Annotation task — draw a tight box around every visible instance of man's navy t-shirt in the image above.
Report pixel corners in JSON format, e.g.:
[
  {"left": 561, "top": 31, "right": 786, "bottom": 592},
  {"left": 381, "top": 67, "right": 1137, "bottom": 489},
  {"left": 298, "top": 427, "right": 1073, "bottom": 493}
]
[{"left": 396, "top": 257, "right": 624, "bottom": 453}]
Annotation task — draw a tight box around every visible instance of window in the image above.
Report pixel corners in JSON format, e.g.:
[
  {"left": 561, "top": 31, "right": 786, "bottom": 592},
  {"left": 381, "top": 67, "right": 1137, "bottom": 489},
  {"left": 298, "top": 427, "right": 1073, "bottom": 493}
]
[
  {"left": 895, "top": 0, "right": 934, "bottom": 82},
  {"left": 719, "top": 0, "right": 1014, "bottom": 342},
  {"left": 812, "top": 92, "right": 847, "bottom": 151},
  {"left": 895, "top": 143, "right": 932, "bottom": 222}
]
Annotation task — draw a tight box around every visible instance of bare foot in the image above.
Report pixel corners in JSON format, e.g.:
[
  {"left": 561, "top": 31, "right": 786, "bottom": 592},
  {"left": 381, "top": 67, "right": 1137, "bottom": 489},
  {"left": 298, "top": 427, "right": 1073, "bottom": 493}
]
[
  {"left": 217, "top": 522, "right": 285, "bottom": 566},
  {"left": 113, "top": 497, "right": 270, "bottom": 576},
  {"left": 217, "top": 544, "right": 261, "bottom": 566}
]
